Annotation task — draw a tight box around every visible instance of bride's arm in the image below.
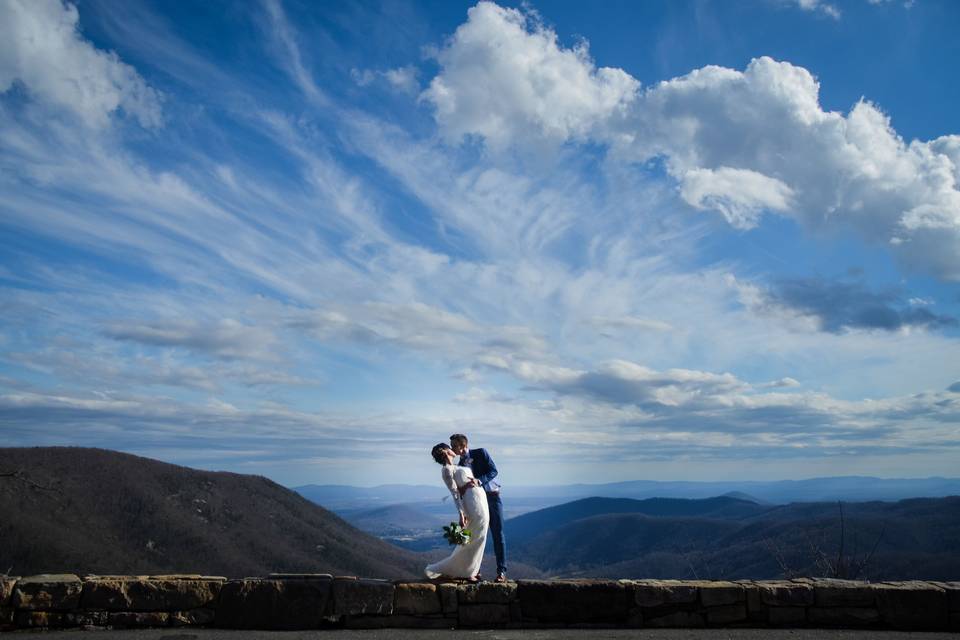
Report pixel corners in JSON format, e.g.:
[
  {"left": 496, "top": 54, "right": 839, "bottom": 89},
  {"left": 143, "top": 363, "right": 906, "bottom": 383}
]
[{"left": 442, "top": 465, "right": 467, "bottom": 525}]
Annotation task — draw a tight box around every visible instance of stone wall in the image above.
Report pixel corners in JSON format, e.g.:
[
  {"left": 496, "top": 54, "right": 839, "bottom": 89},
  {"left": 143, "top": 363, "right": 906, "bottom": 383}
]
[{"left": 1, "top": 574, "right": 958, "bottom": 632}]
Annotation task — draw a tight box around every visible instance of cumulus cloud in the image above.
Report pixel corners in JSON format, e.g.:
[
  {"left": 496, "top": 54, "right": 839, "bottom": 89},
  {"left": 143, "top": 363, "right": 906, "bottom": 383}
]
[
  {"left": 0, "top": 0, "right": 162, "bottom": 128},
  {"left": 423, "top": 5, "right": 960, "bottom": 280},
  {"left": 755, "top": 278, "right": 958, "bottom": 334},
  {"left": 422, "top": 1, "right": 638, "bottom": 149}
]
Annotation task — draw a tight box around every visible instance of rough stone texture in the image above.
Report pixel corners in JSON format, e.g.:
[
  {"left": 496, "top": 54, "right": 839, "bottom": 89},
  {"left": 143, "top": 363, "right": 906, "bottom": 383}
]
[
  {"left": 0, "top": 577, "right": 18, "bottom": 606},
  {"left": 394, "top": 583, "right": 440, "bottom": 615},
  {"left": 807, "top": 607, "right": 880, "bottom": 626},
  {"left": 645, "top": 610, "right": 705, "bottom": 628},
  {"left": 706, "top": 604, "right": 747, "bottom": 625},
  {"left": 768, "top": 606, "right": 807, "bottom": 625},
  {"left": 81, "top": 576, "right": 223, "bottom": 611},
  {"left": 458, "top": 581, "right": 516, "bottom": 604},
  {"left": 65, "top": 611, "right": 109, "bottom": 627},
  {"left": 170, "top": 608, "right": 216, "bottom": 626},
  {"left": 698, "top": 581, "right": 744, "bottom": 607},
  {"left": 459, "top": 603, "right": 511, "bottom": 627},
  {"left": 632, "top": 579, "right": 698, "bottom": 607},
  {"left": 438, "top": 583, "right": 458, "bottom": 613},
  {"left": 519, "top": 580, "right": 631, "bottom": 624},
  {"left": 14, "top": 611, "right": 67, "bottom": 628},
  {"left": 109, "top": 611, "right": 171, "bottom": 627},
  {"left": 0, "top": 606, "right": 15, "bottom": 631},
  {"left": 741, "top": 582, "right": 766, "bottom": 622},
  {"left": 12, "top": 574, "right": 82, "bottom": 610},
  {"left": 874, "top": 581, "right": 949, "bottom": 631},
  {"left": 345, "top": 614, "right": 453, "bottom": 629},
  {"left": 811, "top": 578, "right": 876, "bottom": 608},
  {"left": 215, "top": 578, "right": 332, "bottom": 630},
  {"left": 757, "top": 580, "right": 815, "bottom": 607},
  {"left": 332, "top": 578, "right": 394, "bottom": 617},
  {"left": 930, "top": 581, "right": 960, "bottom": 612}
]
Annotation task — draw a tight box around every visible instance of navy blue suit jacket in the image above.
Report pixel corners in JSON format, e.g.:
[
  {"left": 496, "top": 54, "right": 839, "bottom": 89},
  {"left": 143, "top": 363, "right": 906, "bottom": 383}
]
[{"left": 460, "top": 447, "right": 500, "bottom": 493}]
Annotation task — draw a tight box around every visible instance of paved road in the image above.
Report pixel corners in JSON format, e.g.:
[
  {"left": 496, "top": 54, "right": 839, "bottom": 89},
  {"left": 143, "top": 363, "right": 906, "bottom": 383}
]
[{"left": 15, "top": 629, "right": 957, "bottom": 639}]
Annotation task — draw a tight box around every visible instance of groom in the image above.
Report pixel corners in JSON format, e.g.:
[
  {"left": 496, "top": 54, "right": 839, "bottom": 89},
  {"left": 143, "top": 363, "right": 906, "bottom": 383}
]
[{"left": 450, "top": 433, "right": 506, "bottom": 582}]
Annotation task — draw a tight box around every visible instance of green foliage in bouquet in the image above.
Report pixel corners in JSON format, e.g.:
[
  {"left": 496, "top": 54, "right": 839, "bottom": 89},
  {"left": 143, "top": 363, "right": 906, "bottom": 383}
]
[{"left": 442, "top": 522, "right": 473, "bottom": 546}]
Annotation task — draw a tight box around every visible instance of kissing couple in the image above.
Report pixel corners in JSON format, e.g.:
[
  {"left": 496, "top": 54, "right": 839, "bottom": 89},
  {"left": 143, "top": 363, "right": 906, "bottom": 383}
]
[{"left": 425, "top": 433, "right": 507, "bottom": 583}]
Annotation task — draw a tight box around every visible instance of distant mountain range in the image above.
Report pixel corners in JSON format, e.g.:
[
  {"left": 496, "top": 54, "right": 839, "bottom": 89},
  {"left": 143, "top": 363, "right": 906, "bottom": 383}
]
[
  {"left": 4, "top": 447, "right": 956, "bottom": 583},
  {"left": 0, "top": 447, "right": 422, "bottom": 578},
  {"left": 294, "top": 475, "right": 960, "bottom": 514},
  {"left": 507, "top": 495, "right": 960, "bottom": 581}
]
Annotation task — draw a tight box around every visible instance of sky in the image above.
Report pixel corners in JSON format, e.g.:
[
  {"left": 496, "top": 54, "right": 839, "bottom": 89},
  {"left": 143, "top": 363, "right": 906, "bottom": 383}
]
[{"left": 1, "top": 0, "right": 958, "bottom": 488}]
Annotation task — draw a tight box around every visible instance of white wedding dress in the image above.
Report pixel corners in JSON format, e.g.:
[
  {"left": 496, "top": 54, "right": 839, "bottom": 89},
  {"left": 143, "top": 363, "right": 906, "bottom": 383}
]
[{"left": 424, "top": 464, "right": 489, "bottom": 579}]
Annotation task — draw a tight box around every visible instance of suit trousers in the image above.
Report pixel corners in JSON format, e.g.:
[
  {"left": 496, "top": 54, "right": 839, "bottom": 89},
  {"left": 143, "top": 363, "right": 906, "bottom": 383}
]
[{"left": 486, "top": 491, "right": 506, "bottom": 574}]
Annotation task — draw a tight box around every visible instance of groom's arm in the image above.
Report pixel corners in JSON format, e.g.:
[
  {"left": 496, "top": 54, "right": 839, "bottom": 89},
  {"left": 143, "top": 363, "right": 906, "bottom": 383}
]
[{"left": 473, "top": 448, "right": 498, "bottom": 487}]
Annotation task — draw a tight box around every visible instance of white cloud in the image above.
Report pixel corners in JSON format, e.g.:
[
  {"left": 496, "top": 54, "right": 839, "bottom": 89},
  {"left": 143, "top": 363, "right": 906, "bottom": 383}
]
[
  {"left": 422, "top": 7, "right": 960, "bottom": 281},
  {"left": 421, "top": 1, "right": 638, "bottom": 149},
  {"left": 794, "top": 0, "right": 841, "bottom": 19},
  {"left": 679, "top": 167, "right": 794, "bottom": 228},
  {"left": 0, "top": 0, "right": 162, "bottom": 128}
]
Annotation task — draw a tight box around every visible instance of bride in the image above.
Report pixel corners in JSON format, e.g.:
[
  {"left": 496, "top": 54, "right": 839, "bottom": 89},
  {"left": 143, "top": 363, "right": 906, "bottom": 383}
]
[{"left": 425, "top": 443, "right": 489, "bottom": 581}]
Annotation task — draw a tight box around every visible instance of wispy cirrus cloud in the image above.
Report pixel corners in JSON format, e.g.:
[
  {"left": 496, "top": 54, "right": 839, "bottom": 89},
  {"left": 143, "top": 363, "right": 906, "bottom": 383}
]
[{"left": 2, "top": 0, "right": 959, "bottom": 485}]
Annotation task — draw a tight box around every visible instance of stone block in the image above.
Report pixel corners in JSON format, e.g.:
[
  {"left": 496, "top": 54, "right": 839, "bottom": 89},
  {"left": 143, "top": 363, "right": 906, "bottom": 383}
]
[
  {"left": 12, "top": 574, "right": 82, "bottom": 610},
  {"left": 394, "top": 583, "right": 440, "bottom": 615},
  {"left": 0, "top": 577, "right": 18, "bottom": 606},
  {"left": 438, "top": 583, "right": 458, "bottom": 613},
  {"left": 874, "top": 581, "right": 948, "bottom": 631},
  {"left": 109, "top": 611, "right": 170, "bottom": 627},
  {"left": 0, "top": 606, "right": 14, "bottom": 630},
  {"left": 741, "top": 582, "right": 766, "bottom": 621},
  {"left": 645, "top": 610, "right": 705, "bottom": 628},
  {"left": 808, "top": 607, "right": 880, "bottom": 626},
  {"left": 81, "top": 576, "right": 223, "bottom": 611},
  {"left": 768, "top": 606, "right": 807, "bottom": 625},
  {"left": 459, "top": 603, "right": 511, "bottom": 626},
  {"left": 632, "top": 579, "right": 698, "bottom": 607},
  {"left": 170, "top": 608, "right": 216, "bottom": 626},
  {"left": 930, "top": 581, "right": 960, "bottom": 612},
  {"left": 14, "top": 610, "right": 67, "bottom": 628},
  {"left": 811, "top": 578, "right": 875, "bottom": 608},
  {"left": 215, "top": 577, "right": 332, "bottom": 630},
  {"left": 518, "top": 580, "right": 631, "bottom": 624},
  {"left": 458, "top": 581, "right": 516, "bottom": 604},
  {"left": 332, "top": 578, "right": 394, "bottom": 617},
  {"left": 345, "top": 614, "right": 453, "bottom": 629},
  {"left": 698, "top": 581, "right": 745, "bottom": 607},
  {"left": 706, "top": 604, "right": 747, "bottom": 625},
  {"left": 65, "top": 610, "right": 108, "bottom": 627},
  {"left": 756, "top": 580, "right": 814, "bottom": 607}
]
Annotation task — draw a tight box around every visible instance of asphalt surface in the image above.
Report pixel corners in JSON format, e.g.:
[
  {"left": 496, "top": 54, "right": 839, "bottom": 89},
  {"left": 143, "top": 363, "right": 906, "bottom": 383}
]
[{"left": 9, "top": 630, "right": 957, "bottom": 639}]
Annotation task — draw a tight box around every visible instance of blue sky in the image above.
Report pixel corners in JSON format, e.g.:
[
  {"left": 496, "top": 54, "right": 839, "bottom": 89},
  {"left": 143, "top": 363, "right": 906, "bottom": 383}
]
[{"left": 1, "top": 0, "right": 958, "bottom": 487}]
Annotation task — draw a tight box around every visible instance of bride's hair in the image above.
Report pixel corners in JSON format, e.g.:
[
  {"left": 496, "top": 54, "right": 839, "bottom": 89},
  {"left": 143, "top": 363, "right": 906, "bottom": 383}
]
[{"left": 431, "top": 443, "right": 451, "bottom": 464}]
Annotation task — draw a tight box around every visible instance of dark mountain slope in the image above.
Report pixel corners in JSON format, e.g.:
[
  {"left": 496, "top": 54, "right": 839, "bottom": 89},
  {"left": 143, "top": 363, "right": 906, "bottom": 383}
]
[
  {"left": 507, "top": 495, "right": 767, "bottom": 546},
  {"left": 508, "top": 496, "right": 960, "bottom": 580},
  {"left": 0, "top": 447, "right": 421, "bottom": 578}
]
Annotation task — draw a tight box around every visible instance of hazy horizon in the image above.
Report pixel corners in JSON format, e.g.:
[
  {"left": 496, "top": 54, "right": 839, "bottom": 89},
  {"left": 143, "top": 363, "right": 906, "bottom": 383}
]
[{"left": 2, "top": 0, "right": 959, "bottom": 487}]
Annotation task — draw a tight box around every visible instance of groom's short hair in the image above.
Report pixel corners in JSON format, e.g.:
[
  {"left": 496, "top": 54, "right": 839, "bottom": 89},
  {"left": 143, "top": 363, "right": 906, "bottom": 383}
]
[{"left": 450, "top": 433, "right": 468, "bottom": 447}]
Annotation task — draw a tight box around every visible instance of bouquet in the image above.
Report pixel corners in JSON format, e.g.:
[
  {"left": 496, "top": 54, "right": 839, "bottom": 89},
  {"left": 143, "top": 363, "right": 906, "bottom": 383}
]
[{"left": 442, "top": 522, "right": 472, "bottom": 546}]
